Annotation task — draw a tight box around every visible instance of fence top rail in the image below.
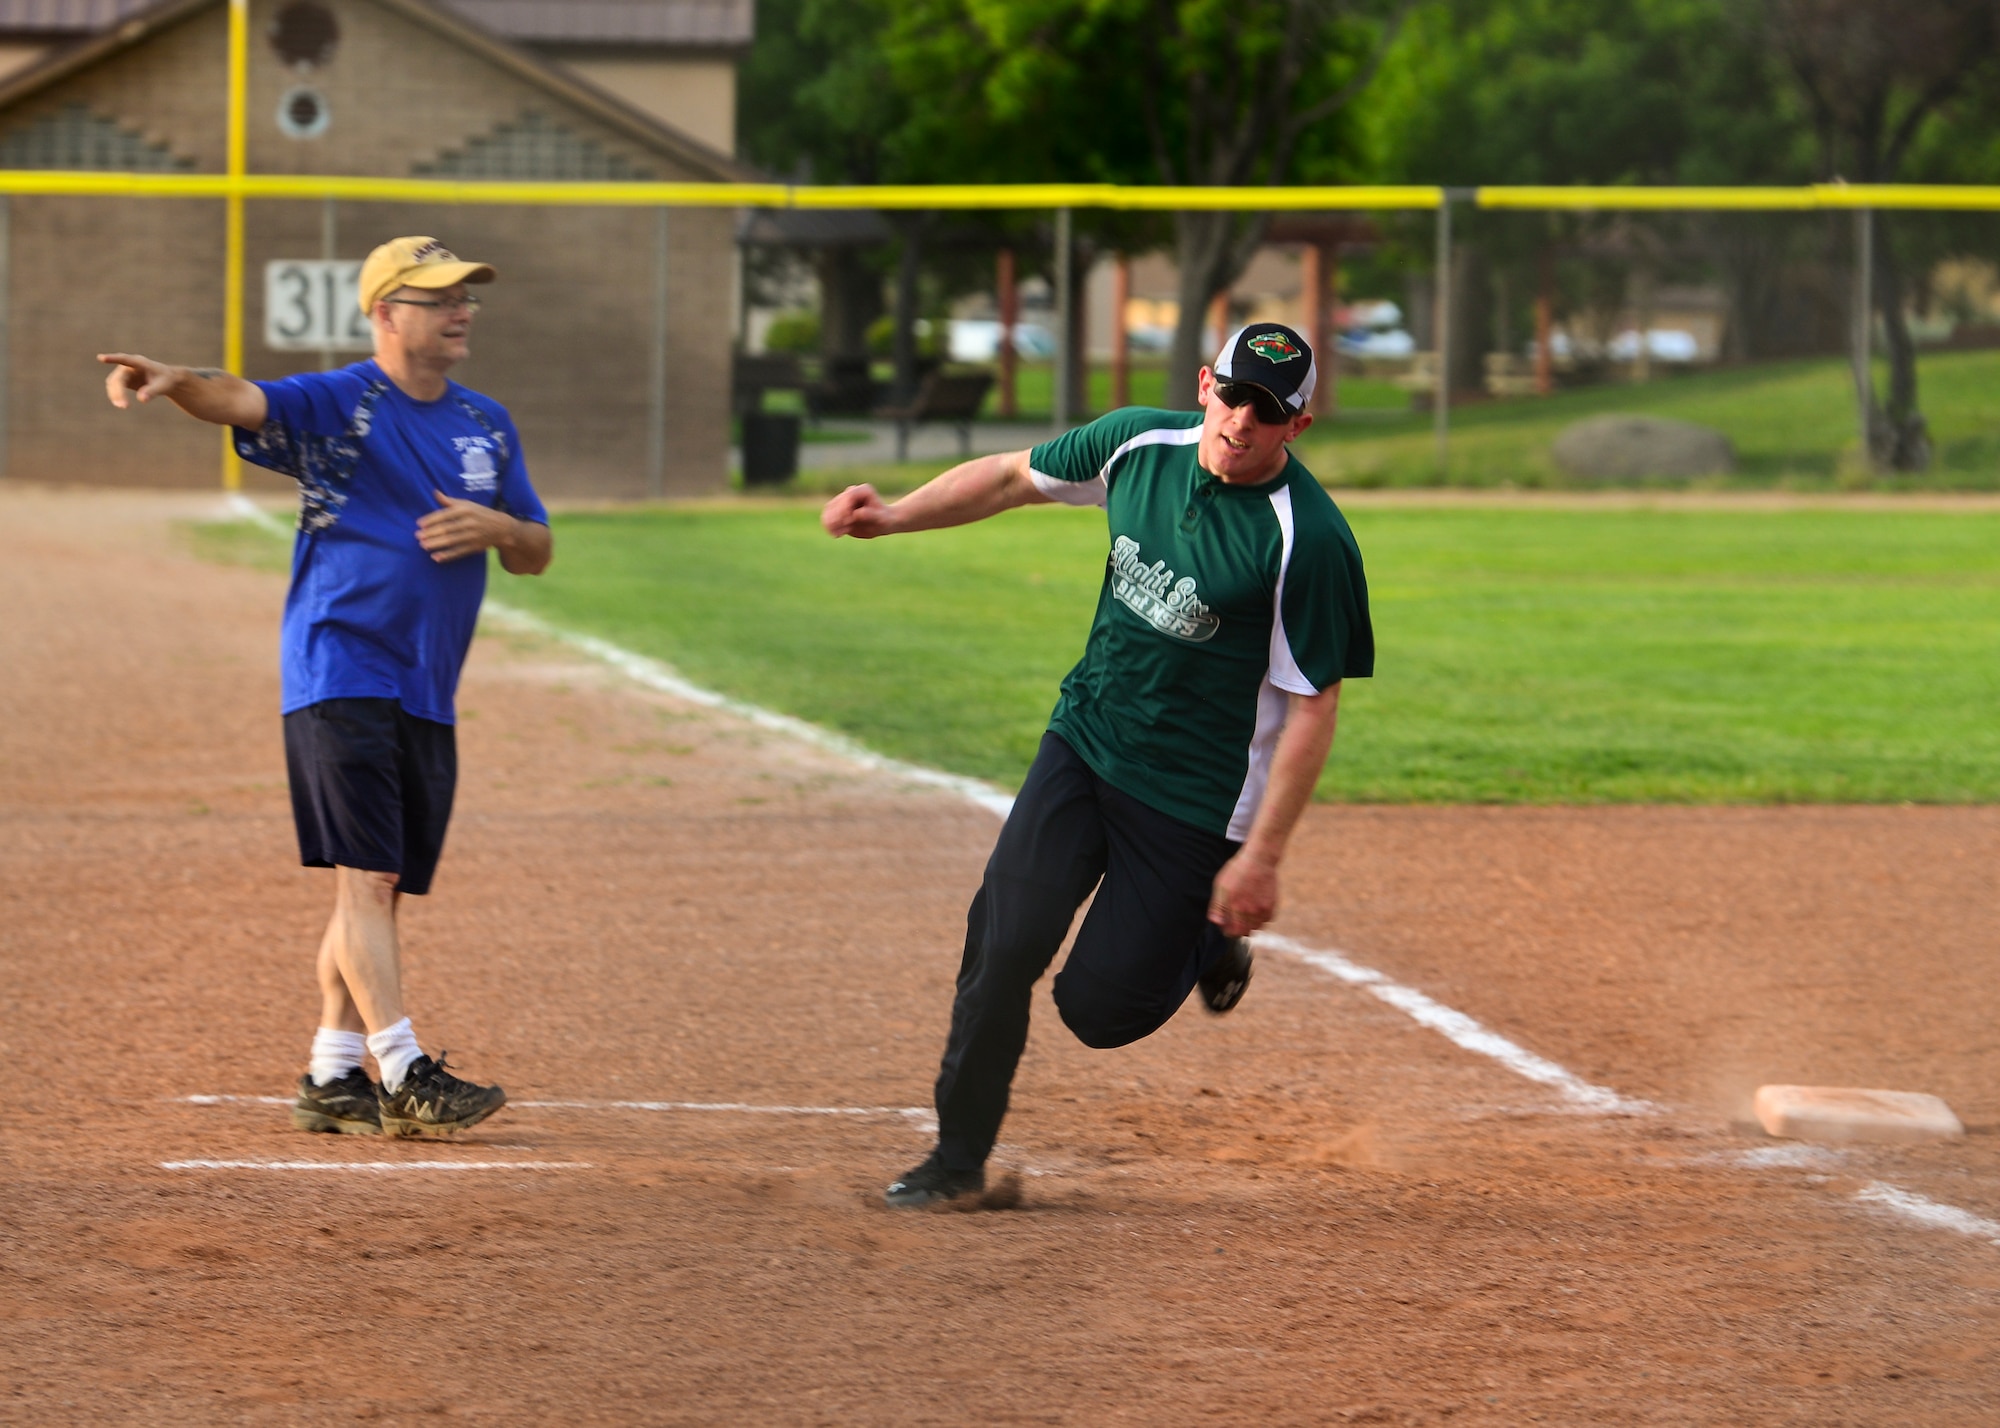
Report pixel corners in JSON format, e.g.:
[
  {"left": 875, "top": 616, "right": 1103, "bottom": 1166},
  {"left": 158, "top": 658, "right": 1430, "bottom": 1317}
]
[
  {"left": 4, "top": 172, "right": 2000, "bottom": 210},
  {"left": 1475, "top": 186, "right": 1821, "bottom": 210}
]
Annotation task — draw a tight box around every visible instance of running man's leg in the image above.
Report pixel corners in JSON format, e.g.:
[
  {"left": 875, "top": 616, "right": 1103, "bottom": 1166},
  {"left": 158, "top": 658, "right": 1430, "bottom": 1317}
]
[
  {"left": 932, "top": 733, "right": 1108, "bottom": 1172},
  {"left": 1051, "top": 778, "right": 1240, "bottom": 1049}
]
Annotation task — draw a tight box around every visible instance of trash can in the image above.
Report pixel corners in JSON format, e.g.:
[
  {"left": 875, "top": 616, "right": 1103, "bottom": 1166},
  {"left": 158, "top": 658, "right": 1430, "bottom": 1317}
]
[{"left": 741, "top": 412, "right": 801, "bottom": 486}]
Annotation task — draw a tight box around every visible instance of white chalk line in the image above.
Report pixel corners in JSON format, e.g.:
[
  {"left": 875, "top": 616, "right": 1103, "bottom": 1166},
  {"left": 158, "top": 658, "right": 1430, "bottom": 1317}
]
[
  {"left": 221, "top": 493, "right": 1998, "bottom": 1252},
  {"left": 1856, "top": 1183, "right": 2000, "bottom": 1247},
  {"left": 177, "top": 1093, "right": 930, "bottom": 1122},
  {"left": 484, "top": 566, "right": 1650, "bottom": 1120},
  {"left": 516, "top": 1098, "right": 933, "bottom": 1122},
  {"left": 161, "top": 1159, "right": 589, "bottom": 1173},
  {"left": 478, "top": 601, "right": 1018, "bottom": 818},
  {"left": 1254, "top": 933, "right": 1658, "bottom": 1117},
  {"left": 219, "top": 497, "right": 1613, "bottom": 1119}
]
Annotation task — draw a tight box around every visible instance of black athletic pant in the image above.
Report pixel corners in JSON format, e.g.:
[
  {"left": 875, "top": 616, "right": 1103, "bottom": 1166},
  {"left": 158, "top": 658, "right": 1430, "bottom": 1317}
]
[{"left": 934, "top": 732, "right": 1241, "bottom": 1172}]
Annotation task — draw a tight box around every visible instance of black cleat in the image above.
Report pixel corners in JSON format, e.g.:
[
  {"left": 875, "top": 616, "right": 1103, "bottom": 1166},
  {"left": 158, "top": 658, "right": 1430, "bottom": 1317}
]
[
  {"left": 1198, "top": 936, "right": 1254, "bottom": 1014},
  {"left": 884, "top": 1152, "right": 985, "bottom": 1208},
  {"left": 291, "top": 1068, "right": 382, "bottom": 1135},
  {"left": 376, "top": 1053, "right": 506, "bottom": 1139}
]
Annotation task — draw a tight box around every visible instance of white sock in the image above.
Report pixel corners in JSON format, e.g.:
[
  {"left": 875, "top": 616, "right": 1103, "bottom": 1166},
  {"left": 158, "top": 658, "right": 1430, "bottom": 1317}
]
[
  {"left": 308, "top": 1028, "right": 368, "bottom": 1087},
  {"left": 367, "top": 1018, "right": 424, "bottom": 1093}
]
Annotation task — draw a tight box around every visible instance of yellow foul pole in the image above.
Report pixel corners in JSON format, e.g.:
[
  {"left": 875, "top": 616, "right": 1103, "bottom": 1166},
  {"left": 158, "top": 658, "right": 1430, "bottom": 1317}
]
[{"left": 221, "top": 0, "right": 247, "bottom": 490}]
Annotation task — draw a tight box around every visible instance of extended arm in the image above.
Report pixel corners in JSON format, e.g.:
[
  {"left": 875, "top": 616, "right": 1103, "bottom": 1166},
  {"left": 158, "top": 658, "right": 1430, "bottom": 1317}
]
[
  {"left": 1207, "top": 682, "right": 1342, "bottom": 938},
  {"left": 821, "top": 448, "right": 1048, "bottom": 539},
  {"left": 99, "top": 353, "right": 267, "bottom": 429}
]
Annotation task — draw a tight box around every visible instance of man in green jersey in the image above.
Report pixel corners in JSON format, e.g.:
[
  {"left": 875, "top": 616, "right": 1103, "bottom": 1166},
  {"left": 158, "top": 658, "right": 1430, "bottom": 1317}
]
[{"left": 822, "top": 322, "right": 1372, "bottom": 1207}]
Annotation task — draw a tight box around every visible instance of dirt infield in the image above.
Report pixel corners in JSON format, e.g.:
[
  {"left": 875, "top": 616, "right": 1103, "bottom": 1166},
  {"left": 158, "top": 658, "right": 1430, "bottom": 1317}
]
[{"left": 4, "top": 485, "right": 1998, "bottom": 1425}]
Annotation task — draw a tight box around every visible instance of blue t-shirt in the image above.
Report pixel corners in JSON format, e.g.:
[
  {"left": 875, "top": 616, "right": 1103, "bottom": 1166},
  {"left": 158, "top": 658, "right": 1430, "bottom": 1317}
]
[{"left": 234, "top": 360, "right": 548, "bottom": 724}]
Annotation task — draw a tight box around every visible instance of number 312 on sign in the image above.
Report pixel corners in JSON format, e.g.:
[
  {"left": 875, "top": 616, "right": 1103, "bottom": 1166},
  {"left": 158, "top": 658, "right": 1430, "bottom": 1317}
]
[{"left": 264, "top": 259, "right": 373, "bottom": 352}]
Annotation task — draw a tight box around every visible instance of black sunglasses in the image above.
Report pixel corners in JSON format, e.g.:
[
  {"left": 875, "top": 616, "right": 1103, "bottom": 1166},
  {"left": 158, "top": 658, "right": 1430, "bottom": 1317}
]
[{"left": 1211, "top": 379, "right": 1291, "bottom": 425}]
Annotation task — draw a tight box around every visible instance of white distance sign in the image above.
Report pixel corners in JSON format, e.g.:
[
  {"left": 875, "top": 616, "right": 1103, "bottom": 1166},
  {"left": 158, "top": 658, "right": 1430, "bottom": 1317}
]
[{"left": 265, "top": 259, "right": 372, "bottom": 352}]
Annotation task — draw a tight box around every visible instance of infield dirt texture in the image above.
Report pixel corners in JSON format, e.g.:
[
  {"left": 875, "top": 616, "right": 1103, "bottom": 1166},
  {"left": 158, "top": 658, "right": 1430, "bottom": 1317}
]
[{"left": 4, "top": 486, "right": 1999, "bottom": 1424}]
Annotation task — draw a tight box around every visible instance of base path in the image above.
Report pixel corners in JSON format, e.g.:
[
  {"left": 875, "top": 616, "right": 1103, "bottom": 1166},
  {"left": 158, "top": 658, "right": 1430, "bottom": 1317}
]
[{"left": 3, "top": 485, "right": 1996, "bottom": 1424}]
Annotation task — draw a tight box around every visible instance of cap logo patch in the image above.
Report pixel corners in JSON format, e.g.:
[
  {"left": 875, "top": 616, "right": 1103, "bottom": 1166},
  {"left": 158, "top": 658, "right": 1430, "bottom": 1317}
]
[
  {"left": 410, "top": 240, "right": 454, "bottom": 263},
  {"left": 1246, "top": 331, "right": 1302, "bottom": 363}
]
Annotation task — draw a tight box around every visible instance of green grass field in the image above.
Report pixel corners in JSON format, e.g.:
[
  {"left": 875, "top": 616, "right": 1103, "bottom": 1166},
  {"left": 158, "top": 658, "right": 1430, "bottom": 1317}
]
[
  {"left": 759, "top": 348, "right": 2000, "bottom": 499},
  {"left": 389, "top": 500, "right": 2000, "bottom": 805},
  {"left": 1296, "top": 349, "right": 2000, "bottom": 491}
]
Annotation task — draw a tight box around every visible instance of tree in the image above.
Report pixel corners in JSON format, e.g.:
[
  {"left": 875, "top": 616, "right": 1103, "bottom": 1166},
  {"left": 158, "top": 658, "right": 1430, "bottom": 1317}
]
[
  {"left": 741, "top": 0, "right": 1412, "bottom": 411},
  {"left": 876, "top": 0, "right": 1411, "bottom": 407},
  {"left": 1133, "top": 0, "right": 1416, "bottom": 403},
  {"left": 1768, "top": 0, "right": 2000, "bottom": 469},
  {"left": 1370, "top": 0, "right": 1814, "bottom": 382},
  {"left": 737, "top": 0, "right": 905, "bottom": 374}
]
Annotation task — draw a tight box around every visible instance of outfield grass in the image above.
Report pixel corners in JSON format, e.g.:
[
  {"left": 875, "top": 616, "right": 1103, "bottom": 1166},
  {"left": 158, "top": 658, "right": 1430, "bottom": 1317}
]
[
  {"left": 450, "top": 501, "right": 2000, "bottom": 804},
  {"left": 755, "top": 349, "right": 2000, "bottom": 499},
  {"left": 1297, "top": 348, "right": 2000, "bottom": 491}
]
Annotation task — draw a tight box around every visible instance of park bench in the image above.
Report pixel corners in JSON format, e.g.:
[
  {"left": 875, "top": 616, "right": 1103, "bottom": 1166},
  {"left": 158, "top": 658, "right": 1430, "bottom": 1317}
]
[{"left": 875, "top": 369, "right": 996, "bottom": 461}]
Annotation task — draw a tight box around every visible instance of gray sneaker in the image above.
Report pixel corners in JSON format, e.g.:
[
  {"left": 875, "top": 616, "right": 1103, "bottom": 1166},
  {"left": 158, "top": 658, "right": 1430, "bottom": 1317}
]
[
  {"left": 376, "top": 1053, "right": 506, "bottom": 1139},
  {"left": 291, "top": 1068, "right": 382, "bottom": 1135}
]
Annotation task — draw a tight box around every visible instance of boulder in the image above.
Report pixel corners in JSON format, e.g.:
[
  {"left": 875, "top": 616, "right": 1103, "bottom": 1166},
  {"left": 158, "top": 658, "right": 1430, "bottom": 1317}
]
[{"left": 1550, "top": 414, "right": 1735, "bottom": 480}]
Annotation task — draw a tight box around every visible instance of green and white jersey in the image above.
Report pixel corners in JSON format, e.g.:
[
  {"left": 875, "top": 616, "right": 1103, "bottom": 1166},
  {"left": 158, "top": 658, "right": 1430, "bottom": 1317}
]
[{"left": 1028, "top": 407, "right": 1373, "bottom": 840}]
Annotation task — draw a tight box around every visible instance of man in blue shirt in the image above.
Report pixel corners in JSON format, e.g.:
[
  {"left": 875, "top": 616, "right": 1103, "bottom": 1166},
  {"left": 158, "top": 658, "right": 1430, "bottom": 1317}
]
[{"left": 100, "top": 235, "right": 551, "bottom": 1139}]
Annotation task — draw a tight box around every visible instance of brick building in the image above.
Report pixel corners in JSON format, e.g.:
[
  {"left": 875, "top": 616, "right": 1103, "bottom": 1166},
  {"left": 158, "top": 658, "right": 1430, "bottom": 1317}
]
[{"left": 0, "top": 0, "right": 755, "bottom": 496}]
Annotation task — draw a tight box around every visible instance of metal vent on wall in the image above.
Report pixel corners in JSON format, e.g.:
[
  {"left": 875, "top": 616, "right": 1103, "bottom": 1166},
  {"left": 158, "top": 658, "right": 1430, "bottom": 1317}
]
[
  {"left": 0, "top": 103, "right": 191, "bottom": 170},
  {"left": 414, "top": 111, "right": 651, "bottom": 180}
]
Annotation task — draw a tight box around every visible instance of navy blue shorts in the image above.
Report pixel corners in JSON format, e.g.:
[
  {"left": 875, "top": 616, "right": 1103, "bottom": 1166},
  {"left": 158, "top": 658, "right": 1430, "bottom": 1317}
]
[{"left": 283, "top": 698, "right": 457, "bottom": 896}]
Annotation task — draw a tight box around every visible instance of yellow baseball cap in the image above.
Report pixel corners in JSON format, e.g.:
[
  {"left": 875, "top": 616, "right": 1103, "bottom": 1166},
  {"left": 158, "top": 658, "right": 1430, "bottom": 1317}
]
[{"left": 357, "top": 235, "right": 496, "bottom": 314}]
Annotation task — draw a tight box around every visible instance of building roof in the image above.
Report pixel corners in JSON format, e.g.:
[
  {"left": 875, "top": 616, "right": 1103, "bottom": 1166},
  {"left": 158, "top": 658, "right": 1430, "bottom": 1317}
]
[
  {"left": 438, "top": 1, "right": 751, "bottom": 47},
  {"left": 0, "top": 0, "right": 152, "bottom": 30},
  {"left": 0, "top": 0, "right": 753, "bottom": 47},
  {"left": 0, "top": 0, "right": 761, "bottom": 180}
]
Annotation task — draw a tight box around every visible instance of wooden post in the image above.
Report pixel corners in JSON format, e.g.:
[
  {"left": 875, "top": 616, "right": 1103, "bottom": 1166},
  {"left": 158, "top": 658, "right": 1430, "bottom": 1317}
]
[
  {"left": 1534, "top": 245, "right": 1553, "bottom": 397},
  {"left": 1071, "top": 245, "right": 1089, "bottom": 418},
  {"left": 1632, "top": 265, "right": 1654, "bottom": 385},
  {"left": 1111, "top": 252, "right": 1130, "bottom": 410},
  {"left": 1302, "top": 241, "right": 1337, "bottom": 417},
  {"left": 996, "top": 246, "right": 1017, "bottom": 419}
]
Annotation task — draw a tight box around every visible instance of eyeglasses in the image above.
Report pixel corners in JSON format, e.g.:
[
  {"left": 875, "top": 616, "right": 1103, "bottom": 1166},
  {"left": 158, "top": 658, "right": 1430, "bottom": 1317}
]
[
  {"left": 384, "top": 294, "right": 483, "bottom": 313},
  {"left": 1211, "top": 379, "right": 1290, "bottom": 425}
]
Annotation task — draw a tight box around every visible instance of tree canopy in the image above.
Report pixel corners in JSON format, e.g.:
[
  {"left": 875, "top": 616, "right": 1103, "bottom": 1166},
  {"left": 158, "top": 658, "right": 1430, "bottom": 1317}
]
[{"left": 738, "top": 0, "right": 2000, "bottom": 455}]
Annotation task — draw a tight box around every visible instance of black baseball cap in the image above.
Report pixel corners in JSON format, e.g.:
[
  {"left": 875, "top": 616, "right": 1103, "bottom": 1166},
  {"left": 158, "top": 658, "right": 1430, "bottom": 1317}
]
[{"left": 1211, "top": 322, "right": 1317, "bottom": 415}]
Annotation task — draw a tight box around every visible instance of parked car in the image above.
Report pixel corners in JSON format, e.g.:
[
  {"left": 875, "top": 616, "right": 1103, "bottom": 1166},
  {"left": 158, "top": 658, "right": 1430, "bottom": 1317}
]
[{"left": 949, "top": 319, "right": 1057, "bottom": 362}]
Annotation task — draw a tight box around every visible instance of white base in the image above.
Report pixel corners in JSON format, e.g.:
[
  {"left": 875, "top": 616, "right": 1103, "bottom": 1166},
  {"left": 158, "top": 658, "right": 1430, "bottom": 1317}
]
[{"left": 1754, "top": 1084, "right": 1965, "bottom": 1145}]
